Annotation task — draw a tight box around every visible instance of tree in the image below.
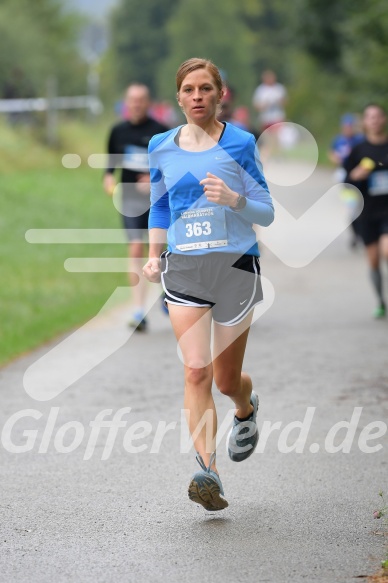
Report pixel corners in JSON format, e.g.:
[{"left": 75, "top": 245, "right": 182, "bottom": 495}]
[
  {"left": 295, "top": 0, "right": 352, "bottom": 73},
  {"left": 292, "top": 0, "right": 388, "bottom": 111},
  {"left": 157, "top": 0, "right": 254, "bottom": 104},
  {"left": 109, "top": 0, "right": 177, "bottom": 96},
  {"left": 341, "top": 0, "right": 388, "bottom": 108},
  {"left": 0, "top": 0, "right": 87, "bottom": 98},
  {"left": 238, "top": 0, "right": 296, "bottom": 83}
]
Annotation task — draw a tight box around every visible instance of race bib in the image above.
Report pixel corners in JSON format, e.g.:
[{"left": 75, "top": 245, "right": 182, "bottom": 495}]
[
  {"left": 175, "top": 207, "right": 228, "bottom": 252},
  {"left": 369, "top": 170, "right": 388, "bottom": 196},
  {"left": 123, "top": 145, "right": 149, "bottom": 172}
]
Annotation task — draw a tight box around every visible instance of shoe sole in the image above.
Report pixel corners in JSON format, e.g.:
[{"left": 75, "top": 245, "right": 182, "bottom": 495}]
[
  {"left": 227, "top": 392, "right": 259, "bottom": 462},
  {"left": 188, "top": 475, "right": 229, "bottom": 511}
]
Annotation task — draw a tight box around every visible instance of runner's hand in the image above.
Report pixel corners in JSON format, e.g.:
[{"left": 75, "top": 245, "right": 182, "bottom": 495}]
[
  {"left": 103, "top": 173, "right": 116, "bottom": 196},
  {"left": 135, "top": 173, "right": 151, "bottom": 195},
  {"left": 143, "top": 258, "right": 161, "bottom": 283},
  {"left": 349, "top": 164, "right": 372, "bottom": 181},
  {"left": 200, "top": 172, "right": 239, "bottom": 207}
]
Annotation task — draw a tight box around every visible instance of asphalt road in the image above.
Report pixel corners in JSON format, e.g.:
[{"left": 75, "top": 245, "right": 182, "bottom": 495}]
[{"left": 1, "top": 163, "right": 387, "bottom": 583}]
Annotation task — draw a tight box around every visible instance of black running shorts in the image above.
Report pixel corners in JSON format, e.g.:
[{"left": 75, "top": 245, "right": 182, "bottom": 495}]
[
  {"left": 359, "top": 216, "right": 388, "bottom": 246},
  {"left": 122, "top": 209, "right": 149, "bottom": 242},
  {"left": 121, "top": 187, "right": 150, "bottom": 242},
  {"left": 160, "top": 251, "right": 263, "bottom": 326}
]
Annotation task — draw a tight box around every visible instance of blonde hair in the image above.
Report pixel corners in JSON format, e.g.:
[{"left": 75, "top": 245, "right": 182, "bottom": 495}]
[{"left": 176, "top": 58, "right": 224, "bottom": 94}]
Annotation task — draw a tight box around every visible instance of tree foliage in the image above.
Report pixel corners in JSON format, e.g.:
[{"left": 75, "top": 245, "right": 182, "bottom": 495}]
[
  {"left": 109, "top": 0, "right": 176, "bottom": 96},
  {"left": 3, "top": 0, "right": 387, "bottom": 139},
  {"left": 340, "top": 0, "right": 388, "bottom": 107},
  {"left": 237, "top": 0, "right": 296, "bottom": 83},
  {"left": 155, "top": 0, "right": 254, "bottom": 104},
  {"left": 0, "top": 0, "right": 87, "bottom": 98},
  {"left": 295, "top": 0, "right": 353, "bottom": 72},
  {"left": 107, "top": 0, "right": 388, "bottom": 139}
]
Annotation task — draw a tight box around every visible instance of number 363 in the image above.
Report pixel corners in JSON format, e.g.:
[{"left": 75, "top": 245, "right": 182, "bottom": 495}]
[{"left": 185, "top": 221, "right": 212, "bottom": 238}]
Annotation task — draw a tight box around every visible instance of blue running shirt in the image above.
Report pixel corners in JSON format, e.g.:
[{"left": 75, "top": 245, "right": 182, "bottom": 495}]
[{"left": 148, "top": 122, "right": 274, "bottom": 256}]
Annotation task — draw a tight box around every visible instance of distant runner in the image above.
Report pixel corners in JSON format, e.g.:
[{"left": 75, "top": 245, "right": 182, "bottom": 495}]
[
  {"left": 345, "top": 104, "right": 388, "bottom": 318},
  {"left": 103, "top": 84, "right": 168, "bottom": 330}
]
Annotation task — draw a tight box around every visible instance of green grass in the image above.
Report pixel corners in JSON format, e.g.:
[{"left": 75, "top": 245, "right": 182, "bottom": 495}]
[
  {"left": 0, "top": 113, "right": 113, "bottom": 174},
  {"left": 1, "top": 159, "right": 129, "bottom": 367}
]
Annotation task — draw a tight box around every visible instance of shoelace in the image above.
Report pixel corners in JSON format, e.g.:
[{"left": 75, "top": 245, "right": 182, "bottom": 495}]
[
  {"left": 196, "top": 451, "right": 216, "bottom": 473},
  {"left": 195, "top": 451, "right": 225, "bottom": 496}
]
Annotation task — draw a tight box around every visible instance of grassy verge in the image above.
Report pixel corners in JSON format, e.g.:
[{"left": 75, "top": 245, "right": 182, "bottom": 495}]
[
  {"left": 369, "top": 493, "right": 388, "bottom": 582},
  {"left": 368, "top": 566, "right": 388, "bottom": 583},
  {"left": 1, "top": 116, "right": 130, "bottom": 367}
]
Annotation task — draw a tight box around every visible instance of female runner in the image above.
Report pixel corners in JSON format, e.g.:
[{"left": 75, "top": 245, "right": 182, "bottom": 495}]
[{"left": 143, "top": 58, "right": 274, "bottom": 511}]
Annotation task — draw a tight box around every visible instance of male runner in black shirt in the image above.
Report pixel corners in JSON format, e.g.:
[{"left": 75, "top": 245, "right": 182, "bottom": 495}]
[
  {"left": 345, "top": 104, "right": 388, "bottom": 318},
  {"left": 103, "top": 84, "right": 168, "bottom": 330}
]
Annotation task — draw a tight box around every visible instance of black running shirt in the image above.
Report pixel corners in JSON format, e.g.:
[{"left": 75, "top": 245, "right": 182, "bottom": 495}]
[
  {"left": 345, "top": 140, "right": 388, "bottom": 219},
  {"left": 105, "top": 117, "right": 168, "bottom": 185}
]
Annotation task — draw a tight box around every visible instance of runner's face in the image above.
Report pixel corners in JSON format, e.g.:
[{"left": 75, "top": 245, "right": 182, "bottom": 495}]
[
  {"left": 342, "top": 124, "right": 355, "bottom": 137},
  {"left": 125, "top": 87, "right": 150, "bottom": 123},
  {"left": 363, "top": 106, "right": 387, "bottom": 135},
  {"left": 178, "top": 69, "right": 222, "bottom": 123}
]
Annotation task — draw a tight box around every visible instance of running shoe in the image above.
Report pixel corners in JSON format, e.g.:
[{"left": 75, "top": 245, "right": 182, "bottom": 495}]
[
  {"left": 188, "top": 452, "right": 228, "bottom": 511},
  {"left": 373, "top": 305, "right": 386, "bottom": 319},
  {"left": 227, "top": 391, "right": 259, "bottom": 462},
  {"left": 128, "top": 314, "right": 148, "bottom": 332}
]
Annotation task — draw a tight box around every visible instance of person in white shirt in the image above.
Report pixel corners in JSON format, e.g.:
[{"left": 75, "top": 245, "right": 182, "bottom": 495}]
[{"left": 252, "top": 70, "right": 287, "bottom": 133}]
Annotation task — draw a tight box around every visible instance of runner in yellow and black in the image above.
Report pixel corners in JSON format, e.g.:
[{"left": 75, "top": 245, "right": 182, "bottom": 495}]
[{"left": 345, "top": 104, "right": 388, "bottom": 319}]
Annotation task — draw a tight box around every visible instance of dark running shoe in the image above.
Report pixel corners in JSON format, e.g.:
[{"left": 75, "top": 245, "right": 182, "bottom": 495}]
[{"left": 128, "top": 315, "right": 148, "bottom": 332}]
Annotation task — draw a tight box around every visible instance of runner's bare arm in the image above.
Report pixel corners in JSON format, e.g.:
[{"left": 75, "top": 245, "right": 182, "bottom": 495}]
[{"left": 143, "top": 228, "right": 167, "bottom": 283}]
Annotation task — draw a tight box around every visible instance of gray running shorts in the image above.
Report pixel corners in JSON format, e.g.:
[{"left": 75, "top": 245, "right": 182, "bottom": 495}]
[{"left": 160, "top": 251, "right": 263, "bottom": 326}]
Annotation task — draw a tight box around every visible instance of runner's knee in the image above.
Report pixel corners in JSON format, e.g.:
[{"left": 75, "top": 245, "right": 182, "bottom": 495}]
[
  {"left": 185, "top": 364, "right": 212, "bottom": 387},
  {"left": 129, "top": 242, "right": 143, "bottom": 258},
  {"left": 214, "top": 370, "right": 241, "bottom": 396}
]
